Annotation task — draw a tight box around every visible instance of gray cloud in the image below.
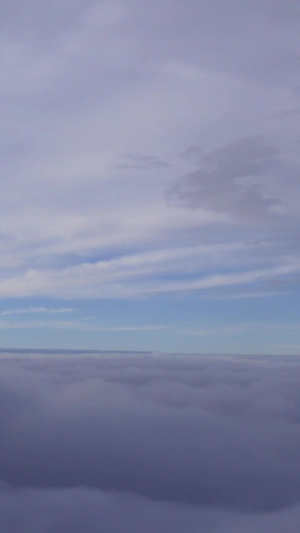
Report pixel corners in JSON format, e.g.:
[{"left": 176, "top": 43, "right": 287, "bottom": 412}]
[
  {"left": 0, "top": 0, "right": 299, "bottom": 301},
  {"left": 116, "top": 153, "right": 170, "bottom": 170},
  {"left": 0, "top": 485, "right": 300, "bottom": 533},
  {"left": 0, "top": 353, "right": 300, "bottom": 531},
  {"left": 169, "top": 136, "right": 283, "bottom": 221}
]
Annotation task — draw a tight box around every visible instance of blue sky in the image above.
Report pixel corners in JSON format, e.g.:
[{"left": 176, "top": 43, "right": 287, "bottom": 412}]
[{"left": 1, "top": 0, "right": 300, "bottom": 354}]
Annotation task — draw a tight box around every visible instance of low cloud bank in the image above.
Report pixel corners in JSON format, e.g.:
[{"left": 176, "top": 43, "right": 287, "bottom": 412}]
[{"left": 0, "top": 352, "right": 300, "bottom": 531}]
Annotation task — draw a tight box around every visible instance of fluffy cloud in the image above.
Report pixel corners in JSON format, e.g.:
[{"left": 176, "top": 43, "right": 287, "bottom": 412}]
[{"left": 0, "top": 352, "right": 300, "bottom": 531}]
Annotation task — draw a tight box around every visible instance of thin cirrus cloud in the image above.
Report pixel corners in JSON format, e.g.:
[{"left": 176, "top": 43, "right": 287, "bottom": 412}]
[
  {"left": 0, "top": 0, "right": 299, "bottom": 350},
  {"left": 0, "top": 307, "right": 73, "bottom": 316},
  {"left": 0, "top": 320, "right": 165, "bottom": 332},
  {"left": 0, "top": 252, "right": 298, "bottom": 299},
  {"left": 186, "top": 320, "right": 300, "bottom": 338}
]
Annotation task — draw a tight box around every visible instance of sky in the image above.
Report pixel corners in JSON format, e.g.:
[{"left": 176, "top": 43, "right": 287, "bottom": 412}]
[
  {"left": 1, "top": 351, "right": 300, "bottom": 532},
  {"left": 0, "top": 0, "right": 300, "bottom": 353}
]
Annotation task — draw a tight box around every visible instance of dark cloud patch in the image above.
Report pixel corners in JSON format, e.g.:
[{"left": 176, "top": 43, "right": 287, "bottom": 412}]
[
  {"left": 169, "top": 137, "right": 281, "bottom": 221},
  {"left": 270, "top": 0, "right": 300, "bottom": 21},
  {"left": 116, "top": 153, "right": 170, "bottom": 170},
  {"left": 0, "top": 353, "right": 300, "bottom": 531},
  {"left": 1, "top": 485, "right": 300, "bottom": 533},
  {"left": 0, "top": 0, "right": 88, "bottom": 45}
]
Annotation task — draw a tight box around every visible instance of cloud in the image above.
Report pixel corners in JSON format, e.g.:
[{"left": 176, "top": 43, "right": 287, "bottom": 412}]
[
  {"left": 115, "top": 152, "right": 171, "bottom": 170},
  {"left": 169, "top": 136, "right": 283, "bottom": 221},
  {"left": 1, "top": 307, "right": 73, "bottom": 316},
  {"left": 186, "top": 320, "right": 300, "bottom": 338},
  {"left": 0, "top": 245, "right": 297, "bottom": 300},
  {"left": 0, "top": 319, "right": 165, "bottom": 332},
  {"left": 0, "top": 0, "right": 299, "bottom": 350},
  {"left": 200, "top": 290, "right": 294, "bottom": 300},
  {"left": 0, "top": 352, "right": 300, "bottom": 531},
  {"left": 1, "top": 486, "right": 300, "bottom": 533}
]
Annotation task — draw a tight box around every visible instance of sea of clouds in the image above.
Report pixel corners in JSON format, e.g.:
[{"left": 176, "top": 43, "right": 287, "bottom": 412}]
[{"left": 0, "top": 351, "right": 300, "bottom": 532}]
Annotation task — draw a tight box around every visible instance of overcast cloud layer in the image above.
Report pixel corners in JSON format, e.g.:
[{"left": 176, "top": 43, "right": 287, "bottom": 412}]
[
  {"left": 0, "top": 0, "right": 300, "bottom": 351},
  {"left": 0, "top": 352, "right": 299, "bottom": 531}
]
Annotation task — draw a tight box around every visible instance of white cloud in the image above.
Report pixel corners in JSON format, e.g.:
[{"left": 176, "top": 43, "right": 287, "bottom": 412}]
[
  {"left": 186, "top": 321, "right": 300, "bottom": 338},
  {"left": 0, "top": 245, "right": 297, "bottom": 299},
  {"left": 0, "top": 0, "right": 298, "bottom": 309},
  {"left": 0, "top": 319, "right": 165, "bottom": 332},
  {"left": 1, "top": 307, "right": 73, "bottom": 316}
]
